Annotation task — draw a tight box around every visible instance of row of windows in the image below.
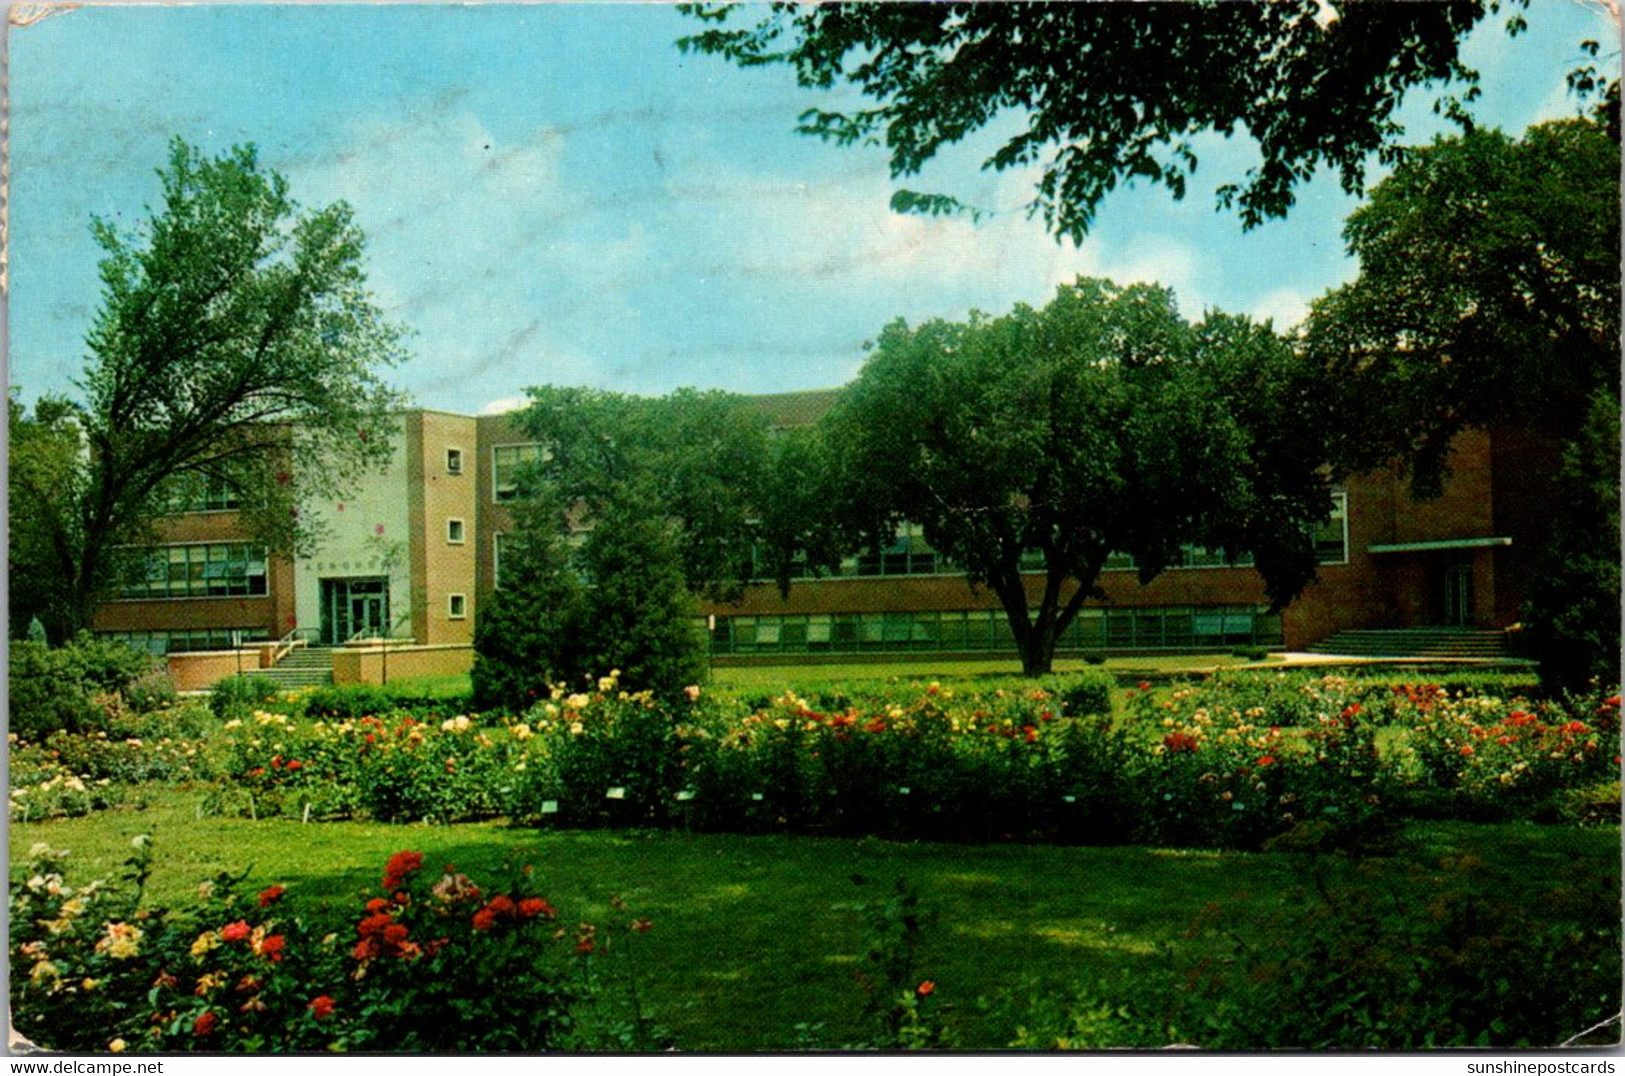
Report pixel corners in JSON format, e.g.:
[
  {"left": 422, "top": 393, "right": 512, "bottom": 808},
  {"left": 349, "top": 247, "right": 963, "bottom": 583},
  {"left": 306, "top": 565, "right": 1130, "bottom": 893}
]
[
  {"left": 489, "top": 494, "right": 1349, "bottom": 594},
  {"left": 98, "top": 627, "right": 263, "bottom": 657},
  {"left": 710, "top": 605, "right": 1282, "bottom": 655},
  {"left": 160, "top": 474, "right": 242, "bottom": 514},
  {"left": 116, "top": 544, "right": 269, "bottom": 601},
  {"left": 764, "top": 493, "right": 1349, "bottom": 582}
]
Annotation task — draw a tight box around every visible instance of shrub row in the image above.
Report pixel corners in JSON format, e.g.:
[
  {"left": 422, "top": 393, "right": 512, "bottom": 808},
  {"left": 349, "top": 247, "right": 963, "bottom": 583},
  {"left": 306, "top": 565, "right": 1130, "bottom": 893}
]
[{"left": 200, "top": 674, "right": 1618, "bottom": 849}]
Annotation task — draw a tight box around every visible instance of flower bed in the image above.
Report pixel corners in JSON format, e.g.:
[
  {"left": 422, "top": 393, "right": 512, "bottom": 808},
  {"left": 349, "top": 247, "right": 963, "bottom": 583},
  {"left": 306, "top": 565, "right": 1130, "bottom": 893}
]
[
  {"left": 9, "top": 838, "right": 617, "bottom": 1053},
  {"left": 12, "top": 672, "right": 1618, "bottom": 850}
]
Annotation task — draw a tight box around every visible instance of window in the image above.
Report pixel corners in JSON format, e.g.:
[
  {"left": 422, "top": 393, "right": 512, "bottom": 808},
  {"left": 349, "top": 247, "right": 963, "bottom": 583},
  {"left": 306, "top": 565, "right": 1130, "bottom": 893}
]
[
  {"left": 1314, "top": 492, "right": 1349, "bottom": 564},
  {"left": 448, "top": 594, "right": 467, "bottom": 619},
  {"left": 446, "top": 447, "right": 464, "bottom": 475},
  {"left": 159, "top": 473, "right": 241, "bottom": 514},
  {"left": 493, "top": 443, "right": 545, "bottom": 502},
  {"left": 447, "top": 518, "right": 465, "bottom": 544},
  {"left": 117, "top": 543, "right": 267, "bottom": 600}
]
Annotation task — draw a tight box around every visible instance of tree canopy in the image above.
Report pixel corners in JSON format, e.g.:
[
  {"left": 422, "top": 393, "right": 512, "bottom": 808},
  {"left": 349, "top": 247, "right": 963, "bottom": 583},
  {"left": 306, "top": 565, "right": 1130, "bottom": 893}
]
[
  {"left": 9, "top": 139, "right": 407, "bottom": 642},
  {"left": 822, "top": 277, "right": 1335, "bottom": 676},
  {"left": 508, "top": 384, "right": 819, "bottom": 602},
  {"left": 1304, "top": 117, "right": 1620, "bottom": 492},
  {"left": 678, "top": 0, "right": 1557, "bottom": 240},
  {"left": 1304, "top": 115, "right": 1621, "bottom": 691},
  {"left": 472, "top": 386, "right": 772, "bottom": 703}
]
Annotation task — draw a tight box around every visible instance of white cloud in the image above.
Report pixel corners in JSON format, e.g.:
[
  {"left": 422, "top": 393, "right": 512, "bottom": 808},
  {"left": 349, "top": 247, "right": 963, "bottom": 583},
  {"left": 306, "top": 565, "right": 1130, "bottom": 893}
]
[
  {"left": 1249, "top": 287, "right": 1311, "bottom": 331},
  {"left": 478, "top": 395, "right": 528, "bottom": 415}
]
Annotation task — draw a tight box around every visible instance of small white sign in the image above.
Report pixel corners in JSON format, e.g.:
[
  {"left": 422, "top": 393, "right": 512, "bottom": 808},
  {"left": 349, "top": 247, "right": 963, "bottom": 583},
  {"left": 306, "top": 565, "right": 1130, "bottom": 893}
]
[
  {"left": 898, "top": 787, "right": 911, "bottom": 795},
  {"left": 541, "top": 800, "right": 559, "bottom": 815},
  {"left": 1063, "top": 795, "right": 1077, "bottom": 804},
  {"left": 751, "top": 792, "right": 764, "bottom": 801},
  {"left": 675, "top": 790, "right": 695, "bottom": 802},
  {"left": 606, "top": 787, "right": 626, "bottom": 800}
]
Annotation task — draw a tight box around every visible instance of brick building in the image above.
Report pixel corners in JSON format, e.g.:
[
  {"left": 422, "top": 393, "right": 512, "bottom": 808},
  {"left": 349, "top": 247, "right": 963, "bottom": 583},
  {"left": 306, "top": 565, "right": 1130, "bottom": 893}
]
[{"left": 95, "top": 393, "right": 1551, "bottom": 665}]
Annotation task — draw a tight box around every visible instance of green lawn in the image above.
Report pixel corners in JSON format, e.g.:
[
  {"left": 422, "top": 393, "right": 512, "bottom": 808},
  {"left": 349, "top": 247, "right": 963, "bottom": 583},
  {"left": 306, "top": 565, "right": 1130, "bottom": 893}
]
[
  {"left": 710, "top": 653, "right": 1270, "bottom": 688},
  {"left": 375, "top": 654, "right": 1278, "bottom": 700},
  {"left": 12, "top": 789, "right": 1616, "bottom": 1050}
]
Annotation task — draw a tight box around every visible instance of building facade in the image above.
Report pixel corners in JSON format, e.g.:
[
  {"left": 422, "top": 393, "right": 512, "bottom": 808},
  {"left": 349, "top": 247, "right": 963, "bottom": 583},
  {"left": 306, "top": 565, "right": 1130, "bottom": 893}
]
[{"left": 95, "top": 395, "right": 1552, "bottom": 661}]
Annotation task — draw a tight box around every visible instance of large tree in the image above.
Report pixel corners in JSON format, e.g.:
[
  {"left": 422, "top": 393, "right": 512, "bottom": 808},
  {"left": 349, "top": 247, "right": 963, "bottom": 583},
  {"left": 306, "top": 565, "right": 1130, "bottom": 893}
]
[
  {"left": 1304, "top": 117, "right": 1620, "bottom": 491},
  {"left": 9, "top": 139, "right": 407, "bottom": 643},
  {"left": 677, "top": 0, "right": 1572, "bottom": 240},
  {"left": 509, "top": 385, "right": 789, "bottom": 601},
  {"left": 823, "top": 277, "right": 1336, "bottom": 676},
  {"left": 474, "top": 386, "right": 791, "bottom": 703}
]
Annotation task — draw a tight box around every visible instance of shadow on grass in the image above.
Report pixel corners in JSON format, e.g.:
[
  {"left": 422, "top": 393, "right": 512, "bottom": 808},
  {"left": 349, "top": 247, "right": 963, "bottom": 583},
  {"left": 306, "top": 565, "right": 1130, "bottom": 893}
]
[{"left": 11, "top": 790, "right": 1620, "bottom": 1051}]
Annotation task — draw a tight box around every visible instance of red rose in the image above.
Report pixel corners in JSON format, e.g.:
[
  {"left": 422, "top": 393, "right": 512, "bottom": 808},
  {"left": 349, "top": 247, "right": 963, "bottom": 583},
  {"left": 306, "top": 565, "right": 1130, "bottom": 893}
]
[
  {"left": 357, "top": 912, "right": 393, "bottom": 938},
  {"left": 382, "top": 851, "right": 425, "bottom": 891},
  {"left": 258, "top": 934, "right": 286, "bottom": 962},
  {"left": 518, "top": 897, "right": 556, "bottom": 920},
  {"left": 308, "top": 995, "right": 336, "bottom": 1020},
  {"left": 1162, "top": 732, "right": 1199, "bottom": 754},
  {"left": 220, "top": 920, "right": 251, "bottom": 943},
  {"left": 193, "top": 1011, "right": 218, "bottom": 1037},
  {"left": 258, "top": 885, "right": 285, "bottom": 908},
  {"left": 916, "top": 980, "right": 936, "bottom": 997}
]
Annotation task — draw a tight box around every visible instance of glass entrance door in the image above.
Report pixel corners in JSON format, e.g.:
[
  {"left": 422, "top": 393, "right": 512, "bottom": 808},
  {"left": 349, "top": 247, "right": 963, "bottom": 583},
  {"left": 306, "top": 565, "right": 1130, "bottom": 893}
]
[
  {"left": 1440, "top": 556, "right": 1474, "bottom": 626},
  {"left": 319, "top": 578, "right": 390, "bottom": 644}
]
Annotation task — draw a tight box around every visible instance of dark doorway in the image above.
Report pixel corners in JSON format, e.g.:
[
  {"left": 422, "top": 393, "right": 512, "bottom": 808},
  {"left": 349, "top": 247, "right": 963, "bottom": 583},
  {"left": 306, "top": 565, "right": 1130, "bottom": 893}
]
[
  {"left": 1440, "top": 555, "right": 1474, "bottom": 626},
  {"left": 319, "top": 577, "right": 389, "bottom": 644}
]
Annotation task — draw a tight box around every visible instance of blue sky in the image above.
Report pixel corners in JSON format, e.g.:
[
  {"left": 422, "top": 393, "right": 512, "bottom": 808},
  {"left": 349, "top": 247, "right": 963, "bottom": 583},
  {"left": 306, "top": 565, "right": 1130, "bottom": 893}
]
[{"left": 8, "top": 1, "right": 1617, "bottom": 416}]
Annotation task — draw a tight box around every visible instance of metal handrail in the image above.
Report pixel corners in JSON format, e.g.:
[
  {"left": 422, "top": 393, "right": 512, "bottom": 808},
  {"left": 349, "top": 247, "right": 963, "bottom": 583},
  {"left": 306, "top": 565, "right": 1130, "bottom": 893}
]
[{"left": 271, "top": 627, "right": 306, "bottom": 664}]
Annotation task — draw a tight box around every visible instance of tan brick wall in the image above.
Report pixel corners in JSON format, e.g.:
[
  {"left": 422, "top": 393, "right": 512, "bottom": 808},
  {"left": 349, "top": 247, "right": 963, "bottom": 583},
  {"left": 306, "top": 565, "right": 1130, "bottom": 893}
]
[
  {"left": 333, "top": 643, "right": 474, "bottom": 685},
  {"left": 407, "top": 412, "right": 479, "bottom": 644},
  {"left": 166, "top": 650, "right": 269, "bottom": 692}
]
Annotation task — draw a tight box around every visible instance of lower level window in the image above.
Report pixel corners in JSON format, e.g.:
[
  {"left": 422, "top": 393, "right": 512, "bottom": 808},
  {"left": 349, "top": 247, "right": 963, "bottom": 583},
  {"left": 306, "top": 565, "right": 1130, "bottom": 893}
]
[
  {"left": 448, "top": 594, "right": 468, "bottom": 619},
  {"left": 709, "top": 605, "right": 1279, "bottom": 655},
  {"left": 97, "top": 627, "right": 262, "bottom": 656}
]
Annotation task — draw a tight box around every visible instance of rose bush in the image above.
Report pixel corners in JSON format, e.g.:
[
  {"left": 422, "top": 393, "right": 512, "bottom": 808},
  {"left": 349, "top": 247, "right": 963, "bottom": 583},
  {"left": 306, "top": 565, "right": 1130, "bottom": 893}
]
[{"left": 9, "top": 839, "right": 592, "bottom": 1053}]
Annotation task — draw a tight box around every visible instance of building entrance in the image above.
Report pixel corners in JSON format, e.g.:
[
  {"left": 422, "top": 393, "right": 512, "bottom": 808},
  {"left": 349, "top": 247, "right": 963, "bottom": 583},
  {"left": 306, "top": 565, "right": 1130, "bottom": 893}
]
[
  {"left": 1440, "top": 555, "right": 1474, "bottom": 626},
  {"left": 319, "top": 577, "right": 389, "bottom": 644}
]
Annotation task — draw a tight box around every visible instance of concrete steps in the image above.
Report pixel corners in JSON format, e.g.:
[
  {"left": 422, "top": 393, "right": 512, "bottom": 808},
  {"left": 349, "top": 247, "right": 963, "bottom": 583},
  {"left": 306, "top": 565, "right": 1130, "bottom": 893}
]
[
  {"left": 1305, "top": 628, "right": 1510, "bottom": 660},
  {"left": 251, "top": 646, "right": 335, "bottom": 689}
]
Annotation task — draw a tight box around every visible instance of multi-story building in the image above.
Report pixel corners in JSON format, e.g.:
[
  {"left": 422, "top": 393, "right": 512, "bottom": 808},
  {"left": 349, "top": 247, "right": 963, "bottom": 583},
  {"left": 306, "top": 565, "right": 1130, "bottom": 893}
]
[{"left": 94, "top": 392, "right": 1552, "bottom": 680}]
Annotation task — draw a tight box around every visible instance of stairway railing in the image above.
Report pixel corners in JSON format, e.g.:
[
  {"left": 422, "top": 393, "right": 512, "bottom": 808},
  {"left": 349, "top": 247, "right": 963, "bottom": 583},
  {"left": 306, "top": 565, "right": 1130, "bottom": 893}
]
[{"left": 271, "top": 627, "right": 306, "bottom": 666}]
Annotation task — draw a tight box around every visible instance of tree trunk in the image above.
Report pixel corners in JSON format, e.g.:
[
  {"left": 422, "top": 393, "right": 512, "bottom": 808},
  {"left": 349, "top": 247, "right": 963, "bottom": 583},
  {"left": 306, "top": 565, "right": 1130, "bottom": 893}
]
[
  {"left": 990, "top": 571, "right": 1057, "bottom": 678},
  {"left": 1020, "top": 633, "right": 1057, "bottom": 677}
]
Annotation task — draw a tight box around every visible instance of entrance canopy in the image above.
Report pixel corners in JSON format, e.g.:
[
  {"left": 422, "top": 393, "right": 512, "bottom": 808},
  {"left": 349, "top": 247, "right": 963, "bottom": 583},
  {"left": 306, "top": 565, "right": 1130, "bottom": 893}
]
[{"left": 1366, "top": 536, "right": 1512, "bottom": 555}]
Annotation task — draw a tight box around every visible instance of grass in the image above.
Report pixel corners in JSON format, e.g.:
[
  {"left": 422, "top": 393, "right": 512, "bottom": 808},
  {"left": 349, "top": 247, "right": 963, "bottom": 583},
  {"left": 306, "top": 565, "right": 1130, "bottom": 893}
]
[
  {"left": 365, "top": 654, "right": 1279, "bottom": 700},
  {"left": 710, "top": 653, "right": 1269, "bottom": 688},
  {"left": 12, "top": 788, "right": 1617, "bottom": 1050}
]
